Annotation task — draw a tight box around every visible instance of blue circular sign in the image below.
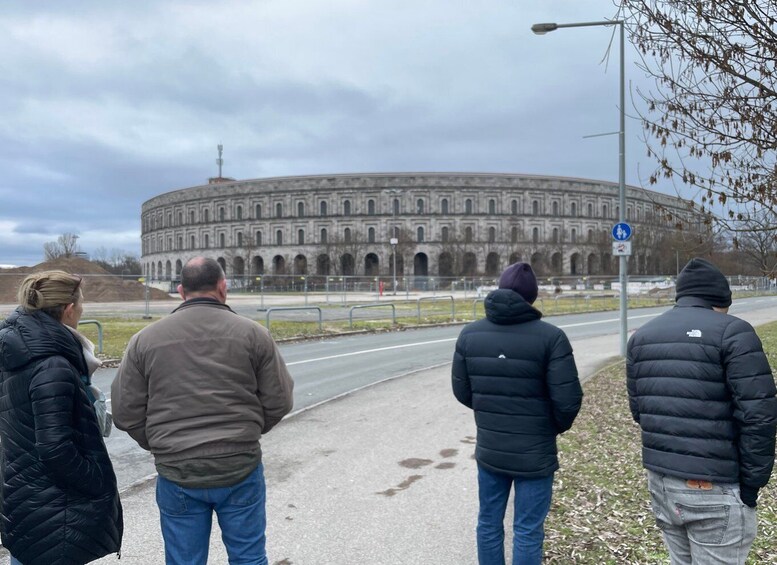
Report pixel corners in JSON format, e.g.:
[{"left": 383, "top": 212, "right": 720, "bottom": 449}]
[{"left": 612, "top": 222, "right": 632, "bottom": 241}]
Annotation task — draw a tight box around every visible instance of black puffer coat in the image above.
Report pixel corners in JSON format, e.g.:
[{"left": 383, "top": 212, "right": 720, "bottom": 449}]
[
  {"left": 0, "top": 308, "right": 123, "bottom": 565},
  {"left": 627, "top": 296, "right": 777, "bottom": 488},
  {"left": 452, "top": 289, "right": 583, "bottom": 477}
]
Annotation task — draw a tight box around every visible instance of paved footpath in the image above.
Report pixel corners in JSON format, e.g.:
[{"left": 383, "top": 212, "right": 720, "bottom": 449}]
[{"left": 4, "top": 306, "right": 777, "bottom": 565}]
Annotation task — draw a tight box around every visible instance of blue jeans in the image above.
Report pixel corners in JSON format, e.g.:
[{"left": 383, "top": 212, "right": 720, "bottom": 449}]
[
  {"left": 647, "top": 470, "right": 757, "bottom": 565},
  {"left": 10, "top": 556, "right": 22, "bottom": 565},
  {"left": 477, "top": 464, "right": 554, "bottom": 565},
  {"left": 156, "top": 463, "right": 268, "bottom": 565}
]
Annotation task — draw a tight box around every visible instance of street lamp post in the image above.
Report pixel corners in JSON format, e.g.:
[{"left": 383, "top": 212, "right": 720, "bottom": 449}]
[
  {"left": 531, "top": 18, "right": 628, "bottom": 356},
  {"left": 389, "top": 189, "right": 400, "bottom": 295}
]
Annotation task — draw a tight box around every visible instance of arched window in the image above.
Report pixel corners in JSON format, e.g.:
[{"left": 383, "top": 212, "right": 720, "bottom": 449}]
[
  {"left": 320, "top": 228, "right": 328, "bottom": 243},
  {"left": 298, "top": 229, "right": 304, "bottom": 245},
  {"left": 532, "top": 227, "right": 539, "bottom": 243},
  {"left": 532, "top": 200, "right": 539, "bottom": 215},
  {"left": 237, "top": 232, "right": 243, "bottom": 247},
  {"left": 204, "top": 234, "right": 209, "bottom": 248},
  {"left": 368, "top": 227, "right": 375, "bottom": 243},
  {"left": 552, "top": 228, "right": 559, "bottom": 243},
  {"left": 441, "top": 199, "right": 449, "bottom": 214},
  {"left": 219, "top": 233, "right": 225, "bottom": 247},
  {"left": 417, "top": 227, "right": 424, "bottom": 242},
  {"left": 256, "top": 231, "right": 262, "bottom": 246},
  {"left": 587, "top": 229, "right": 593, "bottom": 243},
  {"left": 442, "top": 226, "right": 449, "bottom": 242},
  {"left": 344, "top": 200, "right": 351, "bottom": 216},
  {"left": 344, "top": 228, "right": 351, "bottom": 243},
  {"left": 393, "top": 198, "right": 400, "bottom": 215},
  {"left": 511, "top": 227, "right": 518, "bottom": 243},
  {"left": 552, "top": 202, "right": 559, "bottom": 216},
  {"left": 465, "top": 199, "right": 473, "bottom": 214},
  {"left": 204, "top": 209, "right": 210, "bottom": 222},
  {"left": 298, "top": 202, "right": 305, "bottom": 217},
  {"left": 177, "top": 236, "right": 182, "bottom": 249},
  {"left": 368, "top": 200, "right": 376, "bottom": 215},
  {"left": 488, "top": 227, "right": 496, "bottom": 243},
  {"left": 571, "top": 229, "right": 577, "bottom": 243},
  {"left": 219, "top": 207, "right": 225, "bottom": 222},
  {"left": 189, "top": 210, "right": 195, "bottom": 224},
  {"left": 320, "top": 201, "right": 327, "bottom": 216},
  {"left": 465, "top": 227, "right": 473, "bottom": 243},
  {"left": 511, "top": 200, "right": 518, "bottom": 214},
  {"left": 167, "top": 214, "right": 172, "bottom": 227},
  {"left": 603, "top": 204, "right": 608, "bottom": 218},
  {"left": 488, "top": 199, "right": 496, "bottom": 214},
  {"left": 626, "top": 207, "right": 632, "bottom": 220},
  {"left": 236, "top": 206, "right": 243, "bottom": 220},
  {"left": 276, "top": 230, "right": 283, "bottom": 245},
  {"left": 190, "top": 235, "right": 195, "bottom": 249},
  {"left": 417, "top": 199, "right": 424, "bottom": 214},
  {"left": 178, "top": 212, "right": 183, "bottom": 225},
  {"left": 616, "top": 206, "right": 620, "bottom": 219},
  {"left": 588, "top": 203, "right": 593, "bottom": 217},
  {"left": 276, "top": 203, "right": 283, "bottom": 218},
  {"left": 571, "top": 202, "right": 577, "bottom": 216},
  {"left": 255, "top": 204, "right": 262, "bottom": 219}
]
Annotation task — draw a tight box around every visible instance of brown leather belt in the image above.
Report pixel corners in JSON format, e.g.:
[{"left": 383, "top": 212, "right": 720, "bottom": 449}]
[{"left": 686, "top": 479, "right": 713, "bottom": 490}]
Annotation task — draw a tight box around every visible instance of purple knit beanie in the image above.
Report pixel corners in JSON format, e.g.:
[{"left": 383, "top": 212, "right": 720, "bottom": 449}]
[{"left": 498, "top": 262, "right": 538, "bottom": 304}]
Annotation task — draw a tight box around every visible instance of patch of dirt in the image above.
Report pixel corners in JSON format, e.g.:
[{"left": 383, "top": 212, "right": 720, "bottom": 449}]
[{"left": 0, "top": 257, "right": 170, "bottom": 303}]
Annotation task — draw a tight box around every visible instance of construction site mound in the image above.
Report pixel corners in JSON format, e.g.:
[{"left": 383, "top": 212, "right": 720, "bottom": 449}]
[{"left": 0, "top": 257, "right": 170, "bottom": 303}]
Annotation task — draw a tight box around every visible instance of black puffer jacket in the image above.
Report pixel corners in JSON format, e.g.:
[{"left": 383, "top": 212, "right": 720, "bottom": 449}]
[
  {"left": 0, "top": 308, "right": 123, "bottom": 565},
  {"left": 452, "top": 289, "right": 583, "bottom": 477},
  {"left": 627, "top": 296, "right": 777, "bottom": 488}
]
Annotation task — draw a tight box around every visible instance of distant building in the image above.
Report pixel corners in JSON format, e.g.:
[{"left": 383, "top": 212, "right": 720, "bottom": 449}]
[{"left": 140, "top": 172, "right": 701, "bottom": 281}]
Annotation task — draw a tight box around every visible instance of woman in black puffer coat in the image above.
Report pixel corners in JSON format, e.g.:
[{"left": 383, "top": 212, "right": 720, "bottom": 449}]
[{"left": 0, "top": 271, "right": 123, "bottom": 565}]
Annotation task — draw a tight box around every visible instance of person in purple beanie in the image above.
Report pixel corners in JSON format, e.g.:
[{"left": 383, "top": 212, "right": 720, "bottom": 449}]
[{"left": 452, "top": 262, "right": 583, "bottom": 565}]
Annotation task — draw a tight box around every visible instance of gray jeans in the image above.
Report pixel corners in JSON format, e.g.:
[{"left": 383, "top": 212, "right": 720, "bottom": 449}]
[{"left": 646, "top": 470, "right": 757, "bottom": 565}]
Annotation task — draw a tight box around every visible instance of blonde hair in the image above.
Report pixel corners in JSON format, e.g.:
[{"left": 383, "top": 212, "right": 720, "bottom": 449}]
[{"left": 17, "top": 270, "right": 82, "bottom": 320}]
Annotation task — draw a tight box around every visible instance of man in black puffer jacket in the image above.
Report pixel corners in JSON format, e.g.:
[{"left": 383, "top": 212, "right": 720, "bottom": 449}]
[
  {"left": 627, "top": 257, "right": 777, "bottom": 565},
  {"left": 453, "top": 262, "right": 582, "bottom": 565}
]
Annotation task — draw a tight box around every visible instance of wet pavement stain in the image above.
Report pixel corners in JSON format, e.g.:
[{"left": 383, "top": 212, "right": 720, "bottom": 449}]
[
  {"left": 273, "top": 560, "right": 293, "bottom": 565},
  {"left": 460, "top": 436, "right": 476, "bottom": 445},
  {"left": 376, "top": 474, "right": 424, "bottom": 497},
  {"left": 439, "top": 448, "right": 458, "bottom": 458},
  {"left": 399, "top": 458, "right": 433, "bottom": 469},
  {"left": 435, "top": 462, "right": 456, "bottom": 469}
]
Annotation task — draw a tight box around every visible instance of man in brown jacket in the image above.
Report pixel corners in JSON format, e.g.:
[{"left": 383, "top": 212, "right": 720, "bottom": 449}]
[{"left": 112, "top": 257, "right": 294, "bottom": 565}]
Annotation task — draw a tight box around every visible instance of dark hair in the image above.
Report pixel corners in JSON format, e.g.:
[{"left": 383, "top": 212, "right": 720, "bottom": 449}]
[{"left": 180, "top": 258, "right": 224, "bottom": 293}]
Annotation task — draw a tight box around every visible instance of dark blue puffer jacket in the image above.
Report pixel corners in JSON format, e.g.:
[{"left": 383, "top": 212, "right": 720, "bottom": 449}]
[
  {"left": 452, "top": 289, "right": 583, "bottom": 477},
  {"left": 0, "top": 308, "right": 123, "bottom": 565},
  {"left": 627, "top": 296, "right": 777, "bottom": 488}
]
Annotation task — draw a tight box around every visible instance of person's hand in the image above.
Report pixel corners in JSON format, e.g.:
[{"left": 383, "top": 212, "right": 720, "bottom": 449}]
[{"left": 740, "top": 484, "right": 759, "bottom": 508}]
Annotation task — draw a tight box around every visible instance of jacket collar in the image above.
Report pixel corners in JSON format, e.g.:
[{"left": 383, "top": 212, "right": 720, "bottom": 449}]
[
  {"left": 675, "top": 296, "right": 715, "bottom": 309},
  {"left": 484, "top": 288, "right": 542, "bottom": 325},
  {"left": 172, "top": 296, "right": 234, "bottom": 314}
]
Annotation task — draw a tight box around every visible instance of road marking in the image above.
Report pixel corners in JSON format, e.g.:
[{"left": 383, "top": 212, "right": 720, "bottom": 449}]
[
  {"left": 286, "top": 312, "right": 662, "bottom": 365},
  {"left": 286, "top": 338, "right": 456, "bottom": 366}
]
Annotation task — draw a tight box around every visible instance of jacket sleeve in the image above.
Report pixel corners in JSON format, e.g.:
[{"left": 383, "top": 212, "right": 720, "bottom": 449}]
[
  {"left": 110, "top": 334, "right": 151, "bottom": 450},
  {"left": 256, "top": 334, "right": 294, "bottom": 434},
  {"left": 626, "top": 335, "right": 640, "bottom": 423},
  {"left": 451, "top": 334, "right": 472, "bottom": 408},
  {"left": 722, "top": 318, "right": 777, "bottom": 489},
  {"left": 30, "top": 360, "right": 109, "bottom": 497},
  {"left": 546, "top": 330, "right": 583, "bottom": 433}
]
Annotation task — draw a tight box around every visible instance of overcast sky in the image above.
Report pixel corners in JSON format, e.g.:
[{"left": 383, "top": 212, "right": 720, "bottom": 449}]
[{"left": 0, "top": 0, "right": 673, "bottom": 267}]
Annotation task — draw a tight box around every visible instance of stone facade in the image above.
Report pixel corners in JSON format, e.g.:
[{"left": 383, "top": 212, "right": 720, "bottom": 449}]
[{"left": 141, "top": 172, "right": 698, "bottom": 281}]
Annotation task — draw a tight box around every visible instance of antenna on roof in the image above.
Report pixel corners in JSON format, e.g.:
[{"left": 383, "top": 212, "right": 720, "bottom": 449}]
[{"left": 216, "top": 144, "right": 224, "bottom": 178}]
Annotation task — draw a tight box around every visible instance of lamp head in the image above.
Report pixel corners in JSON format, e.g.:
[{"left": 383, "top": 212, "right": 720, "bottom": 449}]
[{"left": 531, "top": 23, "right": 558, "bottom": 35}]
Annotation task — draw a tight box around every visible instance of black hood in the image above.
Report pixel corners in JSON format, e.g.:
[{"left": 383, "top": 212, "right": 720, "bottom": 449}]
[
  {"left": 484, "top": 288, "right": 543, "bottom": 325},
  {"left": 0, "top": 307, "right": 86, "bottom": 373}
]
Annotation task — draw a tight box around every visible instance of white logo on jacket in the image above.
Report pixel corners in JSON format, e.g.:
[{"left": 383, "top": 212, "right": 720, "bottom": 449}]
[
  {"left": 498, "top": 354, "right": 506, "bottom": 359},
  {"left": 686, "top": 329, "right": 702, "bottom": 338}
]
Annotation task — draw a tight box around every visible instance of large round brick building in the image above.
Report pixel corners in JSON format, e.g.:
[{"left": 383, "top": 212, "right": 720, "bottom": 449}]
[{"left": 141, "top": 172, "right": 698, "bottom": 282}]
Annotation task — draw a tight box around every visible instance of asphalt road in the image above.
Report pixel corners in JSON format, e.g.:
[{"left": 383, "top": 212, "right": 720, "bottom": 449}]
[{"left": 96, "top": 295, "right": 777, "bottom": 490}]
